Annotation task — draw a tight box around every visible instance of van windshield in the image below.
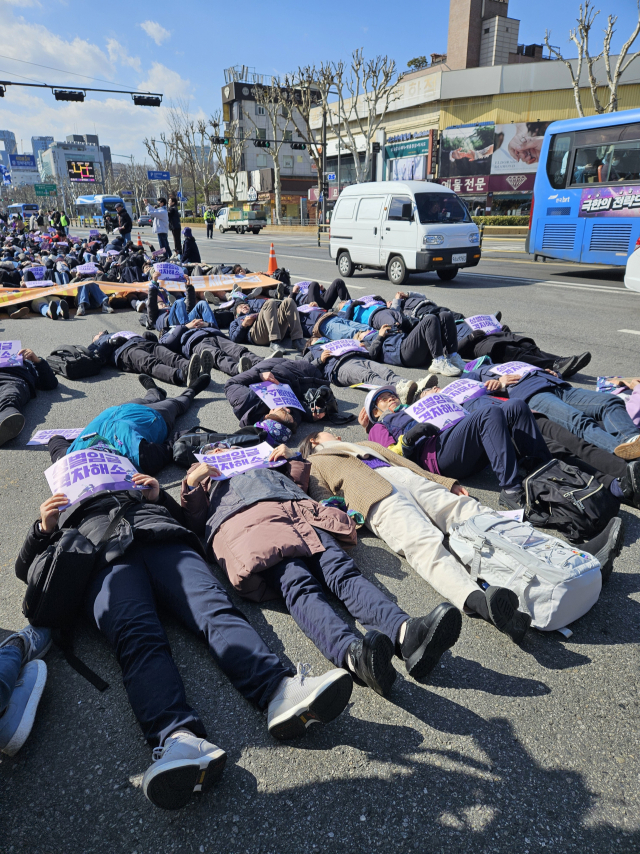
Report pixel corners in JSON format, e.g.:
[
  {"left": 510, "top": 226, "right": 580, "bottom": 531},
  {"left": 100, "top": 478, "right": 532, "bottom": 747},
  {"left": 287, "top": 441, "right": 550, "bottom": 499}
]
[{"left": 414, "top": 193, "right": 471, "bottom": 224}]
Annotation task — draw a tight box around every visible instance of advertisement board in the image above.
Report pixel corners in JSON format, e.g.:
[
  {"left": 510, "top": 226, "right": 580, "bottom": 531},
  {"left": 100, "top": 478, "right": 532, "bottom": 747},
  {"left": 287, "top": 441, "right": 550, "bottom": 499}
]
[
  {"left": 439, "top": 123, "right": 495, "bottom": 180},
  {"left": 9, "top": 154, "right": 37, "bottom": 171},
  {"left": 490, "top": 122, "right": 551, "bottom": 175},
  {"left": 389, "top": 155, "right": 427, "bottom": 181},
  {"left": 579, "top": 186, "right": 640, "bottom": 218},
  {"left": 67, "top": 161, "right": 96, "bottom": 183}
]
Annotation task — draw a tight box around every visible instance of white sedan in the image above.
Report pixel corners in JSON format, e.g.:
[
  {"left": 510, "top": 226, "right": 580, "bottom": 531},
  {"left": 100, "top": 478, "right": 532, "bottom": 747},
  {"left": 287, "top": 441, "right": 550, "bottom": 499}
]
[{"left": 624, "top": 241, "right": 640, "bottom": 292}]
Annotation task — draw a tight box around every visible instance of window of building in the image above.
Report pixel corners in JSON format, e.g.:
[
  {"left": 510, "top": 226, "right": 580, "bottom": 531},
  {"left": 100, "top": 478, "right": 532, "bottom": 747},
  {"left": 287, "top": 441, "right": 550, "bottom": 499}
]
[
  {"left": 484, "top": 27, "right": 489, "bottom": 33},
  {"left": 505, "top": 27, "right": 509, "bottom": 32},
  {"left": 256, "top": 128, "right": 266, "bottom": 140},
  {"left": 236, "top": 126, "right": 244, "bottom": 140},
  {"left": 282, "top": 105, "right": 291, "bottom": 118},
  {"left": 283, "top": 130, "right": 292, "bottom": 142},
  {"left": 233, "top": 102, "right": 243, "bottom": 121},
  {"left": 282, "top": 155, "right": 294, "bottom": 169},
  {"left": 255, "top": 104, "right": 265, "bottom": 116},
  {"left": 240, "top": 154, "right": 245, "bottom": 171},
  {"left": 256, "top": 153, "right": 268, "bottom": 167}
]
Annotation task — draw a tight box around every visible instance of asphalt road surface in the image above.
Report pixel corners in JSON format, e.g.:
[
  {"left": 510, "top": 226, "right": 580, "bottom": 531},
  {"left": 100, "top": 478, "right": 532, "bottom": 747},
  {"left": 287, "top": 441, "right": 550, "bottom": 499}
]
[{"left": 1, "top": 227, "right": 638, "bottom": 854}]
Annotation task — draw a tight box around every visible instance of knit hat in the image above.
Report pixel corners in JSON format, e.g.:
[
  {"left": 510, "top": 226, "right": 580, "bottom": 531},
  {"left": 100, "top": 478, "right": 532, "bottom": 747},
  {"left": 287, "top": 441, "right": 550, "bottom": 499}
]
[
  {"left": 255, "top": 419, "right": 292, "bottom": 447},
  {"left": 182, "top": 227, "right": 192, "bottom": 237}
]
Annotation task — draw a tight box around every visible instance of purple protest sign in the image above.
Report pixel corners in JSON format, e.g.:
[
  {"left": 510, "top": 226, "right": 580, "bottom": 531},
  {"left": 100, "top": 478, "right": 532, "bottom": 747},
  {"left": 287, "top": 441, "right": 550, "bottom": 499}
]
[
  {"left": 25, "top": 266, "right": 46, "bottom": 286},
  {"left": 110, "top": 331, "right": 140, "bottom": 342},
  {"left": 440, "top": 378, "right": 487, "bottom": 404},
  {"left": 297, "top": 303, "right": 322, "bottom": 314},
  {"left": 0, "top": 340, "right": 23, "bottom": 368},
  {"left": 322, "top": 339, "right": 367, "bottom": 357},
  {"left": 28, "top": 428, "right": 85, "bottom": 446},
  {"left": 89, "top": 229, "right": 100, "bottom": 236},
  {"left": 295, "top": 281, "right": 312, "bottom": 295},
  {"left": 463, "top": 357, "right": 487, "bottom": 372},
  {"left": 195, "top": 441, "right": 287, "bottom": 480},
  {"left": 405, "top": 392, "right": 467, "bottom": 431},
  {"left": 44, "top": 448, "right": 140, "bottom": 508},
  {"left": 250, "top": 381, "right": 305, "bottom": 412},
  {"left": 76, "top": 262, "right": 98, "bottom": 275},
  {"left": 216, "top": 299, "right": 235, "bottom": 310},
  {"left": 465, "top": 314, "right": 502, "bottom": 335},
  {"left": 358, "top": 295, "right": 385, "bottom": 307},
  {"left": 489, "top": 361, "right": 542, "bottom": 377},
  {"left": 153, "top": 262, "right": 185, "bottom": 281}
]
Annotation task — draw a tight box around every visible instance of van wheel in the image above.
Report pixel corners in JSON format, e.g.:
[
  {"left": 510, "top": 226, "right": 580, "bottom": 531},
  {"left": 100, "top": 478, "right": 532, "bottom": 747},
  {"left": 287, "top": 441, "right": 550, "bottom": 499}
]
[
  {"left": 219, "top": 226, "right": 226, "bottom": 234},
  {"left": 436, "top": 267, "right": 458, "bottom": 281},
  {"left": 238, "top": 226, "right": 246, "bottom": 234},
  {"left": 337, "top": 251, "right": 355, "bottom": 277},
  {"left": 387, "top": 255, "right": 408, "bottom": 286}
]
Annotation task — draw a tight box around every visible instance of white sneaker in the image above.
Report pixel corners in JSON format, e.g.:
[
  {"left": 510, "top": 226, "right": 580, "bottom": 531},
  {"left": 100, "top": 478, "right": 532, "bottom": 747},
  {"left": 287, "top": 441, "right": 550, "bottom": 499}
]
[
  {"left": 395, "top": 378, "right": 418, "bottom": 405},
  {"left": 430, "top": 356, "right": 461, "bottom": 377},
  {"left": 142, "top": 732, "right": 227, "bottom": 810},
  {"left": 415, "top": 374, "right": 439, "bottom": 397},
  {"left": 448, "top": 352, "right": 467, "bottom": 371},
  {"left": 614, "top": 435, "right": 640, "bottom": 460},
  {"left": 267, "top": 663, "right": 352, "bottom": 740}
]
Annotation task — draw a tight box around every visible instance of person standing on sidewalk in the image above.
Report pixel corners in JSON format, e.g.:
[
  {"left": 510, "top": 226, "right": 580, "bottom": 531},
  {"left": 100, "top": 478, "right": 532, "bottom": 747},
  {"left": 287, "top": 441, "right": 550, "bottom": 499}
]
[
  {"left": 168, "top": 197, "right": 182, "bottom": 254},
  {"left": 144, "top": 197, "right": 171, "bottom": 255}
]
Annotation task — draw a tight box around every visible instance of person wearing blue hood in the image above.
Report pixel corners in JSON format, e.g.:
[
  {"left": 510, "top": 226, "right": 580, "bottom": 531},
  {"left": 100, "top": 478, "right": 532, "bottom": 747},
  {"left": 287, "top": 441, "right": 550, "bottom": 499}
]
[{"left": 180, "top": 227, "right": 201, "bottom": 265}]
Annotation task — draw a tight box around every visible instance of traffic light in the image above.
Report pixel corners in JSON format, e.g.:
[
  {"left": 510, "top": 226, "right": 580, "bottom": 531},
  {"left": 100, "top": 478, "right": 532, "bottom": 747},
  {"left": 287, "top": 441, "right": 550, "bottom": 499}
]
[
  {"left": 290, "top": 142, "right": 306, "bottom": 150},
  {"left": 53, "top": 89, "right": 85, "bottom": 102},
  {"left": 212, "top": 136, "right": 230, "bottom": 145},
  {"left": 133, "top": 95, "right": 162, "bottom": 107},
  {"left": 321, "top": 181, "right": 329, "bottom": 197},
  {"left": 254, "top": 139, "right": 271, "bottom": 148}
]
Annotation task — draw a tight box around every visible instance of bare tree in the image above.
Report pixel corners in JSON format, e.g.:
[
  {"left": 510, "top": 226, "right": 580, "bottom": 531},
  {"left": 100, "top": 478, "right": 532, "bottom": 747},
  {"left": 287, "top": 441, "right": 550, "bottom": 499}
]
[
  {"left": 328, "top": 49, "right": 401, "bottom": 183},
  {"left": 244, "top": 81, "right": 293, "bottom": 225},
  {"left": 142, "top": 134, "right": 176, "bottom": 201},
  {"left": 545, "top": 1, "right": 640, "bottom": 116}
]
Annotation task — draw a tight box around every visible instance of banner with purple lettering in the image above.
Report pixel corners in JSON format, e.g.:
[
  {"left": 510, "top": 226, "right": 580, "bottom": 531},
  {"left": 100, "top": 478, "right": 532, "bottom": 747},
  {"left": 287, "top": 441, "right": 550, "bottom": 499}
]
[
  {"left": 322, "top": 339, "right": 367, "bottom": 357},
  {"left": 45, "top": 448, "right": 140, "bottom": 508},
  {"left": 465, "top": 314, "right": 502, "bottom": 334},
  {"left": 440, "top": 378, "right": 487, "bottom": 404},
  {"left": 0, "top": 340, "right": 23, "bottom": 368},
  {"left": 405, "top": 392, "right": 467, "bottom": 431},
  {"left": 28, "top": 428, "right": 85, "bottom": 446},
  {"left": 249, "top": 381, "right": 306, "bottom": 411},
  {"left": 195, "top": 442, "right": 286, "bottom": 480},
  {"left": 579, "top": 186, "right": 640, "bottom": 218},
  {"left": 489, "top": 361, "right": 542, "bottom": 377}
]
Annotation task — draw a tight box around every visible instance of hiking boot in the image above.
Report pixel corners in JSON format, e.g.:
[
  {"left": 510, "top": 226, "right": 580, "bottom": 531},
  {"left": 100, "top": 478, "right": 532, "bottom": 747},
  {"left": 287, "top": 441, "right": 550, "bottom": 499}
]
[
  {"left": 396, "top": 379, "right": 418, "bottom": 406},
  {"left": 399, "top": 603, "right": 462, "bottom": 682},
  {"left": 9, "top": 306, "right": 29, "bottom": 319},
  {"left": 0, "top": 409, "right": 25, "bottom": 447},
  {"left": 346, "top": 630, "right": 396, "bottom": 697},
  {"left": 186, "top": 353, "right": 201, "bottom": 388},
  {"left": 267, "top": 664, "right": 352, "bottom": 741},
  {"left": 142, "top": 732, "right": 227, "bottom": 810},
  {"left": 0, "top": 661, "right": 47, "bottom": 757}
]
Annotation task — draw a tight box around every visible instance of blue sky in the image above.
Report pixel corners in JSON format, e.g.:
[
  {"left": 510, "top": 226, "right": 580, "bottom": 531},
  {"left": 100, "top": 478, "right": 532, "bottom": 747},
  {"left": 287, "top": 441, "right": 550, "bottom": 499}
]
[{"left": 0, "top": 0, "right": 636, "bottom": 162}]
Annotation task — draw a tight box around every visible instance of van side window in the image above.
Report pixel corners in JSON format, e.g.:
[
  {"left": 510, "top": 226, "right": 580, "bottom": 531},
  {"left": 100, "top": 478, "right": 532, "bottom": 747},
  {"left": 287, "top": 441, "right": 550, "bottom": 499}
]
[
  {"left": 388, "top": 196, "right": 412, "bottom": 220},
  {"left": 356, "top": 197, "right": 384, "bottom": 221},
  {"left": 334, "top": 198, "right": 356, "bottom": 220}
]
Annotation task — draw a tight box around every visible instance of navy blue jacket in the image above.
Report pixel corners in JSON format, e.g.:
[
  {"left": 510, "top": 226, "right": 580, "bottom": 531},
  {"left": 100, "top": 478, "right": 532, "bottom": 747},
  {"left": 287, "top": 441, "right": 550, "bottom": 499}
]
[
  {"left": 89, "top": 332, "right": 146, "bottom": 367},
  {"left": 303, "top": 340, "right": 366, "bottom": 384},
  {"left": 228, "top": 298, "right": 269, "bottom": 343},
  {"left": 180, "top": 235, "right": 201, "bottom": 264},
  {"left": 465, "top": 366, "right": 569, "bottom": 402},
  {"left": 160, "top": 324, "right": 223, "bottom": 357},
  {"left": 0, "top": 357, "right": 57, "bottom": 397}
]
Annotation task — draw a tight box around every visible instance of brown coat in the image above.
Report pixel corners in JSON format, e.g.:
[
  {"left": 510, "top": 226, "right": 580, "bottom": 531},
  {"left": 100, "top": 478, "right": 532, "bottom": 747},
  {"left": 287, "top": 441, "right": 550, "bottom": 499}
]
[{"left": 307, "top": 440, "right": 458, "bottom": 519}]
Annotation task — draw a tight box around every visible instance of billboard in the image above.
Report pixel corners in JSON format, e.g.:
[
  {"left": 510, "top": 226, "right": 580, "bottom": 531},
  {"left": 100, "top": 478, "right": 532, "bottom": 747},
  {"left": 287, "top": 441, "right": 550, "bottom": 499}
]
[
  {"left": 439, "top": 122, "right": 495, "bottom": 179},
  {"left": 9, "top": 154, "right": 37, "bottom": 171},
  {"left": 67, "top": 161, "right": 96, "bottom": 182},
  {"left": 389, "top": 155, "right": 427, "bottom": 181},
  {"left": 490, "top": 122, "right": 551, "bottom": 175}
]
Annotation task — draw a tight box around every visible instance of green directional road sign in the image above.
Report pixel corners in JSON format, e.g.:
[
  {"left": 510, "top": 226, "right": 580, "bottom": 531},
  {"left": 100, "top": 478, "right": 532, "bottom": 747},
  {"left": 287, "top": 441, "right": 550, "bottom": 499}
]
[{"left": 35, "top": 183, "right": 57, "bottom": 197}]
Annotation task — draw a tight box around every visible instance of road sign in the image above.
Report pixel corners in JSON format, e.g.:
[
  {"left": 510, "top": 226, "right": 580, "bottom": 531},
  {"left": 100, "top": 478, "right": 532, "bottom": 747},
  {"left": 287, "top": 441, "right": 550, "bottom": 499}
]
[
  {"left": 326, "top": 173, "right": 336, "bottom": 181},
  {"left": 120, "top": 189, "right": 133, "bottom": 196},
  {"left": 147, "top": 170, "right": 170, "bottom": 181},
  {"left": 35, "top": 184, "right": 57, "bottom": 197},
  {"left": 247, "top": 187, "right": 258, "bottom": 202}
]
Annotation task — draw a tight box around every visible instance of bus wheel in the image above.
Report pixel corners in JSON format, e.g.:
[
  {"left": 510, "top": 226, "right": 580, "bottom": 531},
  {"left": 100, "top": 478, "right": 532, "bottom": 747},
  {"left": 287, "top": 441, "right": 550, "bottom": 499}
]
[
  {"left": 387, "top": 255, "right": 408, "bottom": 286},
  {"left": 337, "top": 251, "right": 355, "bottom": 277},
  {"left": 436, "top": 267, "right": 458, "bottom": 281}
]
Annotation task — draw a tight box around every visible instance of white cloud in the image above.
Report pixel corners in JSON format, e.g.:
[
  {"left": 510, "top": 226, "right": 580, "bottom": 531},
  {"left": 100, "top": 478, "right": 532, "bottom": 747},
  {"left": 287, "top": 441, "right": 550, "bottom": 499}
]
[
  {"left": 106, "top": 39, "right": 142, "bottom": 73},
  {"left": 1, "top": 0, "right": 42, "bottom": 6},
  {"left": 137, "top": 63, "right": 193, "bottom": 100},
  {"left": 139, "top": 20, "right": 171, "bottom": 46}
]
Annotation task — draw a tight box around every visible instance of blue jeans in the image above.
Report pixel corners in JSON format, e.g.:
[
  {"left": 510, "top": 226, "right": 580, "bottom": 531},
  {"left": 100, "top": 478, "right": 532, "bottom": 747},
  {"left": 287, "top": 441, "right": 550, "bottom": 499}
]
[
  {"left": 156, "top": 232, "right": 171, "bottom": 253},
  {"left": 76, "top": 282, "right": 107, "bottom": 308},
  {"left": 168, "top": 298, "right": 216, "bottom": 326},
  {"left": 264, "top": 527, "right": 407, "bottom": 668},
  {"left": 86, "top": 541, "right": 291, "bottom": 747},
  {"left": 0, "top": 645, "right": 22, "bottom": 713},
  {"left": 123, "top": 232, "right": 132, "bottom": 244},
  {"left": 528, "top": 387, "right": 640, "bottom": 454},
  {"left": 320, "top": 316, "right": 371, "bottom": 340}
]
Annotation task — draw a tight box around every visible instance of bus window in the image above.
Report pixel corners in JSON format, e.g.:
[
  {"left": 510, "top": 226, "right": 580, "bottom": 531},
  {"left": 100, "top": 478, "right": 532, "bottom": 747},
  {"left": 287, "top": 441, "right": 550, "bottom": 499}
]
[{"left": 546, "top": 133, "right": 573, "bottom": 189}]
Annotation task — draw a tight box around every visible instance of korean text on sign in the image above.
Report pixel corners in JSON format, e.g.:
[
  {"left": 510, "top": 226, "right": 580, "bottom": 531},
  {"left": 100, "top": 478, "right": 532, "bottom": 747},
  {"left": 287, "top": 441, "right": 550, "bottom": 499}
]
[{"left": 405, "top": 392, "right": 467, "bottom": 431}]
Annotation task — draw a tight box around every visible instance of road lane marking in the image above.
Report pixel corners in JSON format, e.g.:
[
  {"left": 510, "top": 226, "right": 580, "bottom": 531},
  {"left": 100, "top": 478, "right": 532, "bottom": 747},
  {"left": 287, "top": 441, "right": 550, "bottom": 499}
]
[{"left": 619, "top": 329, "right": 640, "bottom": 335}]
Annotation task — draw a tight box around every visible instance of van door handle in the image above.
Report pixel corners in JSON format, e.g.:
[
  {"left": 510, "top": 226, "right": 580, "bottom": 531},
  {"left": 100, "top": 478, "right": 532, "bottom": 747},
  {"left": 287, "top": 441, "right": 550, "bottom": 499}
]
[{"left": 386, "top": 227, "right": 390, "bottom": 231}]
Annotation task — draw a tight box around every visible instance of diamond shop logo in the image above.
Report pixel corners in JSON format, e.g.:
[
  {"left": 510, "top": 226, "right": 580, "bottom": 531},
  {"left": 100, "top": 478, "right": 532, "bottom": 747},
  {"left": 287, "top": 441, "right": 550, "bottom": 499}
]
[{"left": 505, "top": 174, "right": 527, "bottom": 190}]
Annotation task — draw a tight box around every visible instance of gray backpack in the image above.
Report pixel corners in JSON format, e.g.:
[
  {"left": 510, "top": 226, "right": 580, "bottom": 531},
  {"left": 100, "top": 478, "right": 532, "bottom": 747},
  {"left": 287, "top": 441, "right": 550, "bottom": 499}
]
[{"left": 448, "top": 512, "right": 602, "bottom": 632}]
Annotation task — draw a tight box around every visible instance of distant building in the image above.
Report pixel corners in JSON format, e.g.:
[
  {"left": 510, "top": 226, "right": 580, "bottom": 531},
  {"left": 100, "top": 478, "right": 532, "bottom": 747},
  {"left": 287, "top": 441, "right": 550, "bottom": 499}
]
[
  {"left": 31, "top": 136, "right": 54, "bottom": 161},
  {"left": 39, "top": 137, "right": 108, "bottom": 187},
  {"left": 0, "top": 130, "right": 17, "bottom": 169}
]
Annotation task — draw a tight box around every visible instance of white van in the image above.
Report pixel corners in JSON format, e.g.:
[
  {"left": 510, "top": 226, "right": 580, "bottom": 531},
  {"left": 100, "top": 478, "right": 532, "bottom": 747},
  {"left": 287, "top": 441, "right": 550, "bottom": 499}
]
[{"left": 329, "top": 180, "right": 481, "bottom": 285}]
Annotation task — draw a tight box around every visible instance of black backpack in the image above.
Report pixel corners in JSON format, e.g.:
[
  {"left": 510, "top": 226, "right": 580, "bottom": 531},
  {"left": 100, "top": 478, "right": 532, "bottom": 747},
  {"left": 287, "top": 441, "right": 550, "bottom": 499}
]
[
  {"left": 523, "top": 459, "right": 620, "bottom": 542},
  {"left": 48, "top": 345, "right": 103, "bottom": 380},
  {"left": 172, "top": 425, "right": 263, "bottom": 468}
]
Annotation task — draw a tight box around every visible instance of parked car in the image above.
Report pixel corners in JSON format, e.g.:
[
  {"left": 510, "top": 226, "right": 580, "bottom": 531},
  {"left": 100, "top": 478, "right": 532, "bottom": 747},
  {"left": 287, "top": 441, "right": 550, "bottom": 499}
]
[
  {"left": 624, "top": 238, "right": 640, "bottom": 292},
  {"left": 137, "top": 215, "right": 154, "bottom": 227},
  {"left": 329, "top": 180, "right": 482, "bottom": 285}
]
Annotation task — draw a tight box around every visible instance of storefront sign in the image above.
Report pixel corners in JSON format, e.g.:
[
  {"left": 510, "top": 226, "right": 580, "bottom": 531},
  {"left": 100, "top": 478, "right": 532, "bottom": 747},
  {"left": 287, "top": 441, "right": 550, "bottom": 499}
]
[
  {"left": 438, "top": 176, "right": 490, "bottom": 194},
  {"left": 384, "top": 137, "right": 430, "bottom": 160},
  {"left": 579, "top": 186, "right": 640, "bottom": 218},
  {"left": 488, "top": 173, "right": 535, "bottom": 193}
]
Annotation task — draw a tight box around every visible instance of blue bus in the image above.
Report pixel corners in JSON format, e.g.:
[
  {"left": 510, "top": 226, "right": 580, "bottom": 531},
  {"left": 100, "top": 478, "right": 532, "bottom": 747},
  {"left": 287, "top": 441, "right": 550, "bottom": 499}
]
[
  {"left": 75, "top": 194, "right": 132, "bottom": 227},
  {"left": 7, "top": 203, "right": 39, "bottom": 219},
  {"left": 529, "top": 108, "right": 640, "bottom": 266}
]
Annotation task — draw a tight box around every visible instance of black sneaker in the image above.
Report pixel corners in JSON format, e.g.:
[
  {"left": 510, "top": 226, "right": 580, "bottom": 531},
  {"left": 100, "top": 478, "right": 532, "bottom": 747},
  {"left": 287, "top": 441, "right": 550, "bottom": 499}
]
[
  {"left": 186, "top": 353, "right": 201, "bottom": 388},
  {"left": 198, "top": 348, "right": 214, "bottom": 378},
  {"left": 553, "top": 352, "right": 592, "bottom": 379},
  {"left": 188, "top": 374, "right": 211, "bottom": 397},
  {"left": 494, "top": 311, "right": 502, "bottom": 322},
  {"left": 269, "top": 340, "right": 285, "bottom": 353},
  {"left": 621, "top": 459, "right": 640, "bottom": 508},
  {"left": 59, "top": 299, "right": 70, "bottom": 319},
  {"left": 0, "top": 410, "right": 25, "bottom": 446},
  {"left": 577, "top": 516, "right": 624, "bottom": 584},
  {"left": 238, "top": 354, "right": 254, "bottom": 373},
  {"left": 46, "top": 300, "right": 59, "bottom": 319},
  {"left": 274, "top": 282, "right": 287, "bottom": 301},
  {"left": 400, "top": 603, "right": 462, "bottom": 682},
  {"left": 485, "top": 586, "right": 530, "bottom": 644},
  {"left": 138, "top": 375, "right": 160, "bottom": 393},
  {"left": 498, "top": 486, "right": 525, "bottom": 512},
  {"left": 346, "top": 631, "right": 396, "bottom": 697}
]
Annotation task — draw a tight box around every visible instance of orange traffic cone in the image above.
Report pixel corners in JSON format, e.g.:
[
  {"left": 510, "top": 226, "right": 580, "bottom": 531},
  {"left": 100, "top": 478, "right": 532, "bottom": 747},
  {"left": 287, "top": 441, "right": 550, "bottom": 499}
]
[
  {"left": 137, "top": 232, "right": 142, "bottom": 247},
  {"left": 267, "top": 242, "right": 278, "bottom": 275}
]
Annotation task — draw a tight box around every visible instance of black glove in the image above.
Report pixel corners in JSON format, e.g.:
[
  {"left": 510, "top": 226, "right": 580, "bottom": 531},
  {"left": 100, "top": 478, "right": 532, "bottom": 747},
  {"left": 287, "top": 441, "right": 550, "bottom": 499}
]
[
  {"left": 471, "top": 329, "right": 486, "bottom": 340},
  {"left": 404, "top": 421, "right": 440, "bottom": 446}
]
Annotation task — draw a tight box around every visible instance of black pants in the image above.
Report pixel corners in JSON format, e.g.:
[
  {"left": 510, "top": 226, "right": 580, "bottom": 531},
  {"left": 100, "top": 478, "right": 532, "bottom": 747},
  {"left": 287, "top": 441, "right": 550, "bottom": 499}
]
[
  {"left": 306, "top": 279, "right": 350, "bottom": 311},
  {"left": 171, "top": 227, "right": 182, "bottom": 253},
  {"left": 86, "top": 541, "right": 290, "bottom": 747},
  {"left": 193, "top": 335, "right": 261, "bottom": 377},
  {"left": 496, "top": 342, "right": 557, "bottom": 369},
  {"left": 0, "top": 376, "right": 30, "bottom": 418},
  {"left": 206, "top": 223, "right": 214, "bottom": 238},
  {"left": 400, "top": 313, "right": 458, "bottom": 368},
  {"left": 120, "top": 342, "right": 189, "bottom": 386},
  {"left": 49, "top": 388, "right": 196, "bottom": 473},
  {"left": 534, "top": 413, "right": 626, "bottom": 488}
]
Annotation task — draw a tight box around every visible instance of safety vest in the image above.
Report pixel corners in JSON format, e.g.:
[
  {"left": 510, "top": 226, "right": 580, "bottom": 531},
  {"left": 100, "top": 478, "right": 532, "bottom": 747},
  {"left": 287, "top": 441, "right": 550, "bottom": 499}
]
[
  {"left": 204, "top": 210, "right": 215, "bottom": 221},
  {"left": 60, "top": 214, "right": 69, "bottom": 226}
]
